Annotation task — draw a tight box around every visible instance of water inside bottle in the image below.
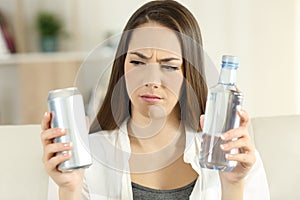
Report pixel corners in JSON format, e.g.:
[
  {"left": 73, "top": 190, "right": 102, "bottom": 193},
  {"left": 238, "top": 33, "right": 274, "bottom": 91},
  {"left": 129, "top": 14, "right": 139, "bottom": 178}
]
[
  {"left": 199, "top": 91, "right": 240, "bottom": 172},
  {"left": 200, "top": 133, "right": 238, "bottom": 171}
]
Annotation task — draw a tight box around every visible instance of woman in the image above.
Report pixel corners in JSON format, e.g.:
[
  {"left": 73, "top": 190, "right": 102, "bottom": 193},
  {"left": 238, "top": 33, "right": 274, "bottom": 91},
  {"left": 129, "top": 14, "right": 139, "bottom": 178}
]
[{"left": 41, "top": 0, "right": 269, "bottom": 199}]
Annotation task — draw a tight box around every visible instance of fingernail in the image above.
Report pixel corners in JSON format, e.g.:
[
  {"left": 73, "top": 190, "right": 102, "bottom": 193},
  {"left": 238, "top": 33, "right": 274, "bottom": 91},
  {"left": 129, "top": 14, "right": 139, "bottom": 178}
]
[
  {"left": 44, "top": 112, "right": 48, "bottom": 117},
  {"left": 63, "top": 142, "right": 73, "bottom": 147},
  {"left": 225, "top": 154, "right": 233, "bottom": 159},
  {"left": 63, "top": 143, "right": 70, "bottom": 147},
  {"left": 60, "top": 128, "right": 66, "bottom": 133},
  {"left": 63, "top": 151, "right": 71, "bottom": 157},
  {"left": 220, "top": 144, "right": 228, "bottom": 149},
  {"left": 238, "top": 110, "right": 244, "bottom": 115},
  {"left": 221, "top": 133, "right": 228, "bottom": 140}
]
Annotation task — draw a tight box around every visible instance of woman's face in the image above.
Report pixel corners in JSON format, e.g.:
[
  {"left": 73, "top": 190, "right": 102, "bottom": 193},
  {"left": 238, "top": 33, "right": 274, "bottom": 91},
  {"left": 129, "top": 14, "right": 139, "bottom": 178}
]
[{"left": 124, "top": 22, "right": 184, "bottom": 119}]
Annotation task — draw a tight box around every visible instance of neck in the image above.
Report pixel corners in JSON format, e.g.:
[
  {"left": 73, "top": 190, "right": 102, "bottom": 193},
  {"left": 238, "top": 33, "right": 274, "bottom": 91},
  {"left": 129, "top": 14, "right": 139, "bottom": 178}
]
[
  {"left": 128, "top": 108, "right": 183, "bottom": 151},
  {"left": 128, "top": 107, "right": 186, "bottom": 173}
]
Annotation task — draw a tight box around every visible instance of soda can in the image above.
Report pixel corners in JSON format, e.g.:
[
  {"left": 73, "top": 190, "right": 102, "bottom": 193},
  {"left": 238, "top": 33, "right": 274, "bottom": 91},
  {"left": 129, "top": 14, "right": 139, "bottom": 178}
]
[{"left": 47, "top": 87, "right": 92, "bottom": 172}]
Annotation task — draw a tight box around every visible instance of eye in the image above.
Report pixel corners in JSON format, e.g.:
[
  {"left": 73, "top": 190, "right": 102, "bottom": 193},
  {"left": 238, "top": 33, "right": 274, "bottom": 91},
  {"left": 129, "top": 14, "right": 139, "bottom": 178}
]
[
  {"left": 129, "top": 60, "right": 145, "bottom": 66},
  {"left": 161, "top": 65, "right": 180, "bottom": 71}
]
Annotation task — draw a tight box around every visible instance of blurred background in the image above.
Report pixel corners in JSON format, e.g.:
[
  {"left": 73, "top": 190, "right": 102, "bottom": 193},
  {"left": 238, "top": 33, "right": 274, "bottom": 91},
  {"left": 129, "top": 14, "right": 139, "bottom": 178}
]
[{"left": 0, "top": 0, "right": 299, "bottom": 124}]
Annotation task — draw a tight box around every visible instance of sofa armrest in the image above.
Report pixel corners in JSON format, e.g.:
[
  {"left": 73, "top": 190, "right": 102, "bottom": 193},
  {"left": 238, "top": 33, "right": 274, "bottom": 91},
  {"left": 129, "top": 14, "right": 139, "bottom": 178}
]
[
  {"left": 250, "top": 115, "right": 300, "bottom": 200},
  {"left": 0, "top": 125, "right": 49, "bottom": 200}
]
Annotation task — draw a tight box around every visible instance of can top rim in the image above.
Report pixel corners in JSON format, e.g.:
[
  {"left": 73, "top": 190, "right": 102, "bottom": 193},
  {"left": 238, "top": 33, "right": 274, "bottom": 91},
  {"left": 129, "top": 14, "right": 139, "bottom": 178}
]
[{"left": 48, "top": 87, "right": 80, "bottom": 99}]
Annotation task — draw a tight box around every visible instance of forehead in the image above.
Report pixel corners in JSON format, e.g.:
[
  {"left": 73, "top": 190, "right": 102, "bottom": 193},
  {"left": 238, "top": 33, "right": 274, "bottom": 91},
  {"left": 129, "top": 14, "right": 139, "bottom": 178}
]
[{"left": 128, "top": 25, "right": 182, "bottom": 57}]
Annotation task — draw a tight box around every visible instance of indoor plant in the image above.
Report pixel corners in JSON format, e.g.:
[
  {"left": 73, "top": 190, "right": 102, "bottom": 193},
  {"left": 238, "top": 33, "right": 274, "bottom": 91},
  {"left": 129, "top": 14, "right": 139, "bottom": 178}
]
[{"left": 36, "top": 11, "right": 62, "bottom": 52}]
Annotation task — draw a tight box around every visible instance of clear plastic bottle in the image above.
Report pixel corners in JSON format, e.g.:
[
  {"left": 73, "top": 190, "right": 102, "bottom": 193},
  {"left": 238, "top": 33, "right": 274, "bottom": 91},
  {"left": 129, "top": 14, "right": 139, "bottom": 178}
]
[{"left": 199, "top": 55, "right": 243, "bottom": 172}]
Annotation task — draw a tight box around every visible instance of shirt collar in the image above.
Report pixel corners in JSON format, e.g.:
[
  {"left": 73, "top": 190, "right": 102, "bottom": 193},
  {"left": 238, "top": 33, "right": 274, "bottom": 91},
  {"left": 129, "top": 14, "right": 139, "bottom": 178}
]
[{"left": 118, "top": 118, "right": 202, "bottom": 174}]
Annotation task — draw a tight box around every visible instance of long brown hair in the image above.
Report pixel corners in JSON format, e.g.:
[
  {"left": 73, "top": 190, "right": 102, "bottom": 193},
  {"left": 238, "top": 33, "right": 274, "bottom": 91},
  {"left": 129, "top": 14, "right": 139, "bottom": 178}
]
[{"left": 90, "top": 0, "right": 207, "bottom": 132}]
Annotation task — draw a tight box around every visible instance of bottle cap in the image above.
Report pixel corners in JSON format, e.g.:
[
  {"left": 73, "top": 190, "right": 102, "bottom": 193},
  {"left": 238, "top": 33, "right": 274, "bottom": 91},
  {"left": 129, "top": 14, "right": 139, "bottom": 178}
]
[{"left": 222, "top": 55, "right": 239, "bottom": 69}]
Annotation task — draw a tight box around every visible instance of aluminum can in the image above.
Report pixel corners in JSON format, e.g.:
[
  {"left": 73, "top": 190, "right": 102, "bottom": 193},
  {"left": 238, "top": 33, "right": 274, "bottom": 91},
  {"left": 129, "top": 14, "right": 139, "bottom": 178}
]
[{"left": 47, "top": 87, "right": 92, "bottom": 172}]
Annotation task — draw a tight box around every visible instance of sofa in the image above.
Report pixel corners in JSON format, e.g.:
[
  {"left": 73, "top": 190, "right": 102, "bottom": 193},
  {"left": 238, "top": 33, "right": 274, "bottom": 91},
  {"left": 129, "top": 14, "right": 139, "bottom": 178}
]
[{"left": 0, "top": 115, "right": 299, "bottom": 200}]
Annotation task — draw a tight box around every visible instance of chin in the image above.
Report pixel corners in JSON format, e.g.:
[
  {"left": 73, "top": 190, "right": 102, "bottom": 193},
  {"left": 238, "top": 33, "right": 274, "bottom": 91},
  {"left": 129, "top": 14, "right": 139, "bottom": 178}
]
[{"left": 148, "top": 105, "right": 169, "bottom": 119}]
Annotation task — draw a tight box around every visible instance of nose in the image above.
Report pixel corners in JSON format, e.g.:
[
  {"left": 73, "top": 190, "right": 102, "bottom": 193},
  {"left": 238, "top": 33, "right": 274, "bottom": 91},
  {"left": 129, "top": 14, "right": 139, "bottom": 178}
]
[
  {"left": 145, "top": 83, "right": 159, "bottom": 89},
  {"left": 142, "top": 64, "right": 161, "bottom": 88}
]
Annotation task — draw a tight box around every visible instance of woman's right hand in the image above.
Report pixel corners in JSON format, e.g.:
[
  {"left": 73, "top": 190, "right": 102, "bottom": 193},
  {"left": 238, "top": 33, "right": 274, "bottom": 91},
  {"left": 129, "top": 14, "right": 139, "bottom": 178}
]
[{"left": 40, "top": 112, "right": 84, "bottom": 193}]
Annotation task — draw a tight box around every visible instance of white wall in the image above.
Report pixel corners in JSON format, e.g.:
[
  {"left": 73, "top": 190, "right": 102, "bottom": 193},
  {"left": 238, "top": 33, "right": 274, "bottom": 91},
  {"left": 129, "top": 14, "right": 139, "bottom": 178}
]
[
  {"left": 189, "top": 0, "right": 299, "bottom": 117},
  {"left": 76, "top": 0, "right": 150, "bottom": 50},
  {"left": 74, "top": 0, "right": 300, "bottom": 117},
  {"left": 0, "top": 0, "right": 299, "bottom": 118},
  {"left": 296, "top": 0, "right": 300, "bottom": 114}
]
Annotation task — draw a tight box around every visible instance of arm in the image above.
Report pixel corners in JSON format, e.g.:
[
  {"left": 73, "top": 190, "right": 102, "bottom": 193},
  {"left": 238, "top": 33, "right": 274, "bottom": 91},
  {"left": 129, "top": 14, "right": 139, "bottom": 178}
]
[
  {"left": 218, "top": 110, "right": 257, "bottom": 200},
  {"left": 59, "top": 185, "right": 83, "bottom": 200},
  {"left": 220, "top": 178, "right": 244, "bottom": 200},
  {"left": 221, "top": 151, "right": 270, "bottom": 200}
]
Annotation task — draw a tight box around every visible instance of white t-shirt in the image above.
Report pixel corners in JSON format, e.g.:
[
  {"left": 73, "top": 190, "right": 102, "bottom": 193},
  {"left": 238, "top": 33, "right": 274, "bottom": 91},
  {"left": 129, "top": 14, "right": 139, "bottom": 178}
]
[{"left": 48, "top": 120, "right": 270, "bottom": 200}]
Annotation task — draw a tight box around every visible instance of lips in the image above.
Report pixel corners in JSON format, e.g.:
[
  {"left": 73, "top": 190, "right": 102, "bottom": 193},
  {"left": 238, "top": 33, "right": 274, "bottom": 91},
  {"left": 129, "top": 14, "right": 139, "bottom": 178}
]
[{"left": 140, "top": 94, "right": 162, "bottom": 103}]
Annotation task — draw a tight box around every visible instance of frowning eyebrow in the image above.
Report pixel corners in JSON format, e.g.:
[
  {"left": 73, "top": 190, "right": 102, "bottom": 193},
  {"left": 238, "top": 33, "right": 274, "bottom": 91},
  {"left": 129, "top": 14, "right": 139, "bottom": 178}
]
[
  {"left": 159, "top": 57, "right": 181, "bottom": 62},
  {"left": 129, "top": 51, "right": 181, "bottom": 62},
  {"left": 129, "top": 52, "right": 151, "bottom": 59}
]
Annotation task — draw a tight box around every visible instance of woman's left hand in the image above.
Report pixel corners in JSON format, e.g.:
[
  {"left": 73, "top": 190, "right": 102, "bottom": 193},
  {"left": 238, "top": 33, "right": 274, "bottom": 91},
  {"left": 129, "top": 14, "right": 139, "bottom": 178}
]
[
  {"left": 200, "top": 110, "right": 256, "bottom": 184},
  {"left": 219, "top": 110, "right": 256, "bottom": 184}
]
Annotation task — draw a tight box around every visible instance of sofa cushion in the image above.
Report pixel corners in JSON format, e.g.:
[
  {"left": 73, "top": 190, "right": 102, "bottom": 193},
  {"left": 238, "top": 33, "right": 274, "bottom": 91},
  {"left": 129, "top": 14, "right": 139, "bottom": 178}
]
[
  {"left": 250, "top": 115, "right": 300, "bottom": 200},
  {"left": 1, "top": 115, "right": 299, "bottom": 199},
  {"left": 0, "top": 125, "right": 49, "bottom": 200}
]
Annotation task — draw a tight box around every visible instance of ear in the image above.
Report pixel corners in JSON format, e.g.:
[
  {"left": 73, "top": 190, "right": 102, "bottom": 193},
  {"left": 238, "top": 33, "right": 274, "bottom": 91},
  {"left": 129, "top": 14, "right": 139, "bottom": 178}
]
[
  {"left": 200, "top": 114, "right": 205, "bottom": 130},
  {"left": 85, "top": 116, "right": 90, "bottom": 131}
]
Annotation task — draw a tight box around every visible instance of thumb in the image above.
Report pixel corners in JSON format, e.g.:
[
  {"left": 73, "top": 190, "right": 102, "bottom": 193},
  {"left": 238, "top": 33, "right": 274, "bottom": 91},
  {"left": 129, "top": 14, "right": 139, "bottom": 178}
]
[{"left": 238, "top": 109, "right": 249, "bottom": 127}]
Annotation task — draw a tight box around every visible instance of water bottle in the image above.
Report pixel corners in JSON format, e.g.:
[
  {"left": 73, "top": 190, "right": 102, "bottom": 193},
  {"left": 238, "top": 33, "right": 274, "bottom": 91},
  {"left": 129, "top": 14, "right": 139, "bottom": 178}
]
[{"left": 199, "top": 55, "right": 243, "bottom": 172}]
